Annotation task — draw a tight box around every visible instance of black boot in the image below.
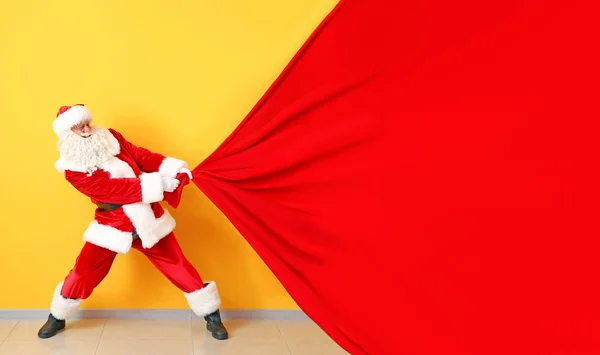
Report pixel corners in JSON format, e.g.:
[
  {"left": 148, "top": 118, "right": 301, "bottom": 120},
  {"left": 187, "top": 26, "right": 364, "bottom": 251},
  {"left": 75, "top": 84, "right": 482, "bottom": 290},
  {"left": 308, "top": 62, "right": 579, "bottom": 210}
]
[
  {"left": 37, "top": 314, "right": 65, "bottom": 339},
  {"left": 204, "top": 310, "right": 228, "bottom": 340}
]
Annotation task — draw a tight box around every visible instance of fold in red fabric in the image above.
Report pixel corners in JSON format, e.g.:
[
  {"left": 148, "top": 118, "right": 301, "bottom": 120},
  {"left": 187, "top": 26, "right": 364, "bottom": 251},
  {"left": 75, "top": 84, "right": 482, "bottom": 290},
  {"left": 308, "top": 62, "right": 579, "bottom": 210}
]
[
  {"left": 163, "top": 173, "right": 190, "bottom": 208},
  {"left": 188, "top": 0, "right": 599, "bottom": 353}
]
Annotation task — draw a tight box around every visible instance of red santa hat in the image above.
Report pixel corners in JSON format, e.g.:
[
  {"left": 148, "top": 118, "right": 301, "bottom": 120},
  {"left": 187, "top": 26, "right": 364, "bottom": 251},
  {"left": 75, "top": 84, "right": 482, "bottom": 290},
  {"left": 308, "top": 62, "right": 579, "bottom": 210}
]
[{"left": 52, "top": 104, "right": 93, "bottom": 137}]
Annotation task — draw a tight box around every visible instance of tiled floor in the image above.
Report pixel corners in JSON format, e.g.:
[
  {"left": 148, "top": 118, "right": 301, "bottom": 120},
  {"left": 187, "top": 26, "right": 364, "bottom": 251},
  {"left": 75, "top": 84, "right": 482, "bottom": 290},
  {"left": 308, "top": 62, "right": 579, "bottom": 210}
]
[{"left": 0, "top": 319, "right": 349, "bottom": 354}]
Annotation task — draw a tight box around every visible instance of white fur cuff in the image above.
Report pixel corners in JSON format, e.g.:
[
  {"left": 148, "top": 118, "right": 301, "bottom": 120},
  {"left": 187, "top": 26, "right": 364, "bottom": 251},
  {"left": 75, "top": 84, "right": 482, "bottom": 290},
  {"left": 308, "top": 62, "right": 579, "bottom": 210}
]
[
  {"left": 158, "top": 157, "right": 188, "bottom": 178},
  {"left": 139, "top": 172, "right": 164, "bottom": 203},
  {"left": 184, "top": 281, "right": 221, "bottom": 317},
  {"left": 50, "top": 281, "right": 82, "bottom": 320}
]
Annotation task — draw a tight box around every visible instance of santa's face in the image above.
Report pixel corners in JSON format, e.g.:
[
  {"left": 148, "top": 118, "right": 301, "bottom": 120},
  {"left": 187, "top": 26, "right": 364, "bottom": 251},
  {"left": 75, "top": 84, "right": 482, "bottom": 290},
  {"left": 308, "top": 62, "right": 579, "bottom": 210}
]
[
  {"left": 71, "top": 120, "right": 92, "bottom": 138},
  {"left": 58, "top": 124, "right": 118, "bottom": 170}
]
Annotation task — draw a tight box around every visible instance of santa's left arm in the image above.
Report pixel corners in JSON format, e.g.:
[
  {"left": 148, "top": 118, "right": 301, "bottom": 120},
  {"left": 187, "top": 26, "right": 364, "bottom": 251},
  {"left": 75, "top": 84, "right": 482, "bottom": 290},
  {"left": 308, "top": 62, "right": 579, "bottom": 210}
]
[{"left": 109, "top": 128, "right": 191, "bottom": 179}]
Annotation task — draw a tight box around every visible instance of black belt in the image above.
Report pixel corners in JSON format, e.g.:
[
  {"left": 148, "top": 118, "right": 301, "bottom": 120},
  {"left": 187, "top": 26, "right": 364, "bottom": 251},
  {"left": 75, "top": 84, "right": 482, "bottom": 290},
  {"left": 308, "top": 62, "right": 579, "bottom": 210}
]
[
  {"left": 96, "top": 202, "right": 123, "bottom": 212},
  {"left": 96, "top": 202, "right": 138, "bottom": 239}
]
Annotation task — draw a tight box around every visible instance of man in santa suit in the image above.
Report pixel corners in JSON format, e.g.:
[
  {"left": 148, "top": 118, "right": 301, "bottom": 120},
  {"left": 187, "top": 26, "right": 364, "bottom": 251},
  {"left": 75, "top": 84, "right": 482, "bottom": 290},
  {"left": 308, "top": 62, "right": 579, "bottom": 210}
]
[{"left": 37, "top": 104, "right": 229, "bottom": 340}]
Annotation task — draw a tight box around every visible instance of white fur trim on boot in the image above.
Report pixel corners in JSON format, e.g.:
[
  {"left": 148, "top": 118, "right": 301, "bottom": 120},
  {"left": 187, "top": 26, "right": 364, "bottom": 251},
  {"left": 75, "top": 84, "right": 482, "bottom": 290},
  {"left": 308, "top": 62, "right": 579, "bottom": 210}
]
[
  {"left": 158, "top": 157, "right": 188, "bottom": 178},
  {"left": 139, "top": 172, "right": 164, "bottom": 203},
  {"left": 184, "top": 281, "right": 221, "bottom": 317},
  {"left": 50, "top": 281, "right": 82, "bottom": 320}
]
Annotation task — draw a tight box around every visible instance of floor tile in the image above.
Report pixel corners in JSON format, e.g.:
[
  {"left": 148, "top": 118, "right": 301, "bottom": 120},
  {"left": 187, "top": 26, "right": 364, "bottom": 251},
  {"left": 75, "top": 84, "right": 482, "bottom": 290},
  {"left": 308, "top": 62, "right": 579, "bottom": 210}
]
[
  {"left": 101, "top": 319, "right": 191, "bottom": 340},
  {"left": 0, "top": 321, "right": 17, "bottom": 344},
  {"left": 0, "top": 318, "right": 344, "bottom": 354},
  {"left": 277, "top": 320, "right": 331, "bottom": 342},
  {"left": 193, "top": 336, "right": 290, "bottom": 355},
  {"left": 97, "top": 339, "right": 194, "bottom": 355},
  {"left": 7, "top": 319, "right": 105, "bottom": 341},
  {"left": 286, "top": 339, "right": 350, "bottom": 355},
  {"left": 0, "top": 338, "right": 98, "bottom": 355}
]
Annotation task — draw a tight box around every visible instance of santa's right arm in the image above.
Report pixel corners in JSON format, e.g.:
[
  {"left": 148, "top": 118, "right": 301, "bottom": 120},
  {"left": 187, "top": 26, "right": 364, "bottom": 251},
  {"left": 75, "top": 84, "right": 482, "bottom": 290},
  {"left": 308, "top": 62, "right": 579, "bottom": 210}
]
[{"left": 64, "top": 170, "right": 165, "bottom": 205}]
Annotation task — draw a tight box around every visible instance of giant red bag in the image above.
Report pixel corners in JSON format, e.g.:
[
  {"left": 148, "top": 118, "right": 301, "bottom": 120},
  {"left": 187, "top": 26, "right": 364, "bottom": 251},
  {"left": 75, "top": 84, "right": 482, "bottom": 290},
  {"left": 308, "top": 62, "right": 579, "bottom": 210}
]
[{"left": 189, "top": 0, "right": 600, "bottom": 353}]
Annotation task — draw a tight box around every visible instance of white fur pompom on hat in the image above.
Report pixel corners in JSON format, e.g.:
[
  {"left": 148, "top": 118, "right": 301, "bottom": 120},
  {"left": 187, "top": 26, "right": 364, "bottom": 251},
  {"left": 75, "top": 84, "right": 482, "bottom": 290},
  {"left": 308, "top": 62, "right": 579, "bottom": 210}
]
[{"left": 52, "top": 104, "right": 93, "bottom": 137}]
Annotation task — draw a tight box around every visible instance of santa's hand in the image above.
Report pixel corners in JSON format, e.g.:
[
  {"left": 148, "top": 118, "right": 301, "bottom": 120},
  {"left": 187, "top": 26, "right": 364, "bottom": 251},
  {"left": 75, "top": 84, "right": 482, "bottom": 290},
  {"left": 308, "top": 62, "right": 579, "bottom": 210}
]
[
  {"left": 179, "top": 167, "right": 193, "bottom": 180},
  {"left": 161, "top": 176, "right": 180, "bottom": 192}
]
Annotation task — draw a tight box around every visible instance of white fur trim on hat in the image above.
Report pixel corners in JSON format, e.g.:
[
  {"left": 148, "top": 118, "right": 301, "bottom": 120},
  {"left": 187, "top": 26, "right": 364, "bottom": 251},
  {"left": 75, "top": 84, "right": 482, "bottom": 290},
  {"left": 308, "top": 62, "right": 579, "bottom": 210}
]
[
  {"left": 184, "top": 281, "right": 221, "bottom": 317},
  {"left": 53, "top": 105, "right": 93, "bottom": 137},
  {"left": 50, "top": 281, "right": 82, "bottom": 320}
]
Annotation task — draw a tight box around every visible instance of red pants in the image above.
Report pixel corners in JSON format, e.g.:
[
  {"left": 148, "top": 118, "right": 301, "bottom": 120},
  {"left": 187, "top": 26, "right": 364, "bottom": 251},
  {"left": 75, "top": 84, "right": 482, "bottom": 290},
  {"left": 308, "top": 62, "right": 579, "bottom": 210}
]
[{"left": 61, "top": 232, "right": 204, "bottom": 299}]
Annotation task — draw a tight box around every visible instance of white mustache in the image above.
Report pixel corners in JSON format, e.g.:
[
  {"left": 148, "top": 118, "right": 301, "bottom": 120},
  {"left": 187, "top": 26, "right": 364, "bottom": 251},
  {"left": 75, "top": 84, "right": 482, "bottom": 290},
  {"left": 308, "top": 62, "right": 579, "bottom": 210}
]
[{"left": 80, "top": 132, "right": 92, "bottom": 138}]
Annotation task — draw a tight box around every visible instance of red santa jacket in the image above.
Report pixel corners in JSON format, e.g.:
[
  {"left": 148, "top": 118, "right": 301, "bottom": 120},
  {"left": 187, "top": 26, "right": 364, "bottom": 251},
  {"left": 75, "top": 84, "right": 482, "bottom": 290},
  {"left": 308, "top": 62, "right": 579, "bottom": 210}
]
[{"left": 54, "top": 128, "right": 188, "bottom": 254}]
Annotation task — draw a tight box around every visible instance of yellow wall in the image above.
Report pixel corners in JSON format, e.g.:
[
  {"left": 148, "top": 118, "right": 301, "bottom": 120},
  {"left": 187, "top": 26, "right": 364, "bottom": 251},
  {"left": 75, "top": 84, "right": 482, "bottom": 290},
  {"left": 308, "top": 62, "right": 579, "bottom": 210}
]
[{"left": 0, "top": 0, "right": 338, "bottom": 310}]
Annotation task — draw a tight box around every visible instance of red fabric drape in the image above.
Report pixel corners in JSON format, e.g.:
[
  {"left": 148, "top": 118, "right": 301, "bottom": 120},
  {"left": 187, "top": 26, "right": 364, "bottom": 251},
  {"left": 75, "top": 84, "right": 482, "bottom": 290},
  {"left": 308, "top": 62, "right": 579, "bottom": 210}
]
[
  {"left": 189, "top": 0, "right": 599, "bottom": 353},
  {"left": 164, "top": 173, "right": 190, "bottom": 208}
]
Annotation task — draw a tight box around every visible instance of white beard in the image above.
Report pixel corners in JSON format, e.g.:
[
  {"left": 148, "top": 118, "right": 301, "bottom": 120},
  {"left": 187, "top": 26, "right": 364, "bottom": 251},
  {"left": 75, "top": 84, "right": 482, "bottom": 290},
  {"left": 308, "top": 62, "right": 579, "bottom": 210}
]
[{"left": 57, "top": 126, "right": 119, "bottom": 172}]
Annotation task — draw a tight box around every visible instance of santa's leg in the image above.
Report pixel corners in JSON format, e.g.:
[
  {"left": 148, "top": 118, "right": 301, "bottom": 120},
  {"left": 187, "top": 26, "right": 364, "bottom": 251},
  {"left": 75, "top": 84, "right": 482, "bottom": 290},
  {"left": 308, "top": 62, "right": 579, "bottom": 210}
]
[
  {"left": 38, "top": 242, "right": 117, "bottom": 339},
  {"left": 134, "top": 232, "right": 228, "bottom": 340}
]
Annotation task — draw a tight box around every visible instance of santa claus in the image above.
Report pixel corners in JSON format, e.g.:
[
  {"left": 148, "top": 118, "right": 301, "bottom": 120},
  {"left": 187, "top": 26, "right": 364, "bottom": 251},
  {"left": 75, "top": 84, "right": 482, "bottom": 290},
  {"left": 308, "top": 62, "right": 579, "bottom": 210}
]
[{"left": 38, "top": 104, "right": 228, "bottom": 340}]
